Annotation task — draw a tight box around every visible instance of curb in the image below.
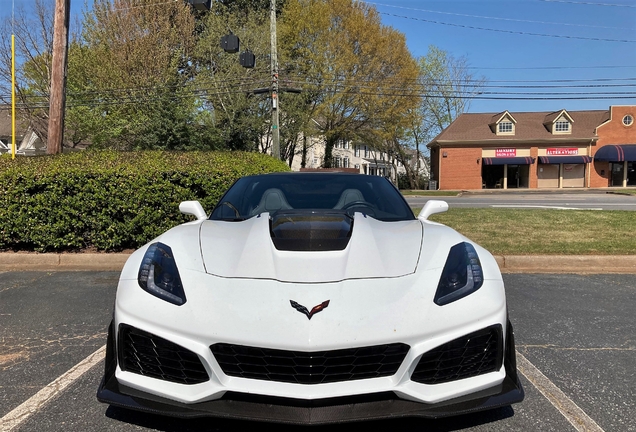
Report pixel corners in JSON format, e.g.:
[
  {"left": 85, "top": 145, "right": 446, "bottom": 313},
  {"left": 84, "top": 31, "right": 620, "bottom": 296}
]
[
  {"left": 2, "top": 253, "right": 636, "bottom": 274},
  {"left": 0, "top": 253, "right": 130, "bottom": 272},
  {"left": 494, "top": 255, "right": 636, "bottom": 274}
]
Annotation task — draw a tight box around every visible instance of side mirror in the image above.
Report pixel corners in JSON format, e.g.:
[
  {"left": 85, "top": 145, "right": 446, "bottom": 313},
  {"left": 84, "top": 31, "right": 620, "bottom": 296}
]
[
  {"left": 418, "top": 200, "right": 449, "bottom": 221},
  {"left": 179, "top": 201, "right": 207, "bottom": 221}
]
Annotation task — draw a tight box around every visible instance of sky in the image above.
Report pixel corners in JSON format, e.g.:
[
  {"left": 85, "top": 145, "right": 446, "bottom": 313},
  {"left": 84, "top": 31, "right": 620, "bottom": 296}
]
[
  {"left": 373, "top": 0, "right": 636, "bottom": 113},
  {"left": 1, "top": 0, "right": 635, "bottom": 115}
]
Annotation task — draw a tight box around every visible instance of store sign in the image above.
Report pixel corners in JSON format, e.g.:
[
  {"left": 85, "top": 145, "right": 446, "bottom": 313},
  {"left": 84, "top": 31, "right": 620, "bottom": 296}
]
[
  {"left": 547, "top": 148, "right": 578, "bottom": 156},
  {"left": 496, "top": 148, "right": 516, "bottom": 157}
]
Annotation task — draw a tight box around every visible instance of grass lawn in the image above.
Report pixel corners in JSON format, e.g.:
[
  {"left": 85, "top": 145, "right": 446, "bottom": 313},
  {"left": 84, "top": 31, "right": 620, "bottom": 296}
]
[
  {"left": 401, "top": 190, "right": 461, "bottom": 197},
  {"left": 611, "top": 189, "right": 636, "bottom": 196},
  {"left": 415, "top": 208, "right": 636, "bottom": 255}
]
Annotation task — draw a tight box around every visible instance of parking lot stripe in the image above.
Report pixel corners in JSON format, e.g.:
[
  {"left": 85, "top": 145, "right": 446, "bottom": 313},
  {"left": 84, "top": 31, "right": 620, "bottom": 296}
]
[
  {"left": 517, "top": 352, "right": 605, "bottom": 432},
  {"left": 0, "top": 345, "right": 105, "bottom": 432}
]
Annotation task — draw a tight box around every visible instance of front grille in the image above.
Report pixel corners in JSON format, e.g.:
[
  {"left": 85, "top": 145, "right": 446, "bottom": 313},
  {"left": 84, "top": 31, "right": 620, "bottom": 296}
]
[
  {"left": 211, "top": 343, "right": 410, "bottom": 385},
  {"left": 118, "top": 324, "right": 209, "bottom": 385},
  {"left": 411, "top": 325, "right": 503, "bottom": 385}
]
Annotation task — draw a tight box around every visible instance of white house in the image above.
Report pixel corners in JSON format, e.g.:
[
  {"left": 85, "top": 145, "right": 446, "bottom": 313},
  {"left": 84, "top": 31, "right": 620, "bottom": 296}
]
[{"left": 289, "top": 135, "right": 430, "bottom": 184}]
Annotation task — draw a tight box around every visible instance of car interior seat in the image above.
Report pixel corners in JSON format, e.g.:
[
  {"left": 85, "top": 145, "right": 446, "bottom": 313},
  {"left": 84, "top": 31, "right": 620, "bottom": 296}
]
[
  {"left": 333, "top": 189, "right": 365, "bottom": 209},
  {"left": 252, "top": 188, "right": 293, "bottom": 215}
]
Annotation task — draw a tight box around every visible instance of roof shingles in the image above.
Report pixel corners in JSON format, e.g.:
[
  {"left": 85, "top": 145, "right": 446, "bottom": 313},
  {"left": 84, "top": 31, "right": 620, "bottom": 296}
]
[{"left": 429, "top": 110, "right": 608, "bottom": 145}]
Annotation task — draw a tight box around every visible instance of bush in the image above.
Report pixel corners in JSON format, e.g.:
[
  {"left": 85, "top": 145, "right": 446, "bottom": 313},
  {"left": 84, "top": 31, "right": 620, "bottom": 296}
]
[
  {"left": 397, "top": 172, "right": 429, "bottom": 190},
  {"left": 0, "top": 150, "right": 289, "bottom": 251}
]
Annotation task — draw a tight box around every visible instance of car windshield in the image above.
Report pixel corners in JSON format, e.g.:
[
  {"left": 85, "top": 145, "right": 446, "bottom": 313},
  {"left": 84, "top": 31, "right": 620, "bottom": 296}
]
[{"left": 209, "top": 173, "right": 415, "bottom": 222}]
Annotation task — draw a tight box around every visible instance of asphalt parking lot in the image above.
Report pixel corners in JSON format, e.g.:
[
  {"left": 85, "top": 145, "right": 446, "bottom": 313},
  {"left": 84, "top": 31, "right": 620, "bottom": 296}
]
[{"left": 0, "top": 272, "right": 634, "bottom": 431}]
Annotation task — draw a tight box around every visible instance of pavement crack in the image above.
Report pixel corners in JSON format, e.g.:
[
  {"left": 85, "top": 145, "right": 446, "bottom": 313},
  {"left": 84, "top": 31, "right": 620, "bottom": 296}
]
[
  {"left": 518, "top": 343, "right": 635, "bottom": 352},
  {"left": 0, "top": 274, "right": 50, "bottom": 294},
  {"left": 0, "top": 332, "right": 107, "bottom": 370}
]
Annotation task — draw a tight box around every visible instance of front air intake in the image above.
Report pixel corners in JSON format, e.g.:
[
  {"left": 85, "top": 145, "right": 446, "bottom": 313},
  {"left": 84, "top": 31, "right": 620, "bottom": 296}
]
[
  {"left": 211, "top": 343, "right": 410, "bottom": 384},
  {"left": 411, "top": 325, "right": 503, "bottom": 385},
  {"left": 118, "top": 324, "right": 209, "bottom": 385}
]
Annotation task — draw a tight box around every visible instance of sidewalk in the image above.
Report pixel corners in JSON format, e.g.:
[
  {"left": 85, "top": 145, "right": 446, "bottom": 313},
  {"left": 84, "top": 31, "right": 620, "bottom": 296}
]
[
  {"left": 1, "top": 252, "right": 635, "bottom": 274},
  {"left": 460, "top": 187, "right": 636, "bottom": 196}
]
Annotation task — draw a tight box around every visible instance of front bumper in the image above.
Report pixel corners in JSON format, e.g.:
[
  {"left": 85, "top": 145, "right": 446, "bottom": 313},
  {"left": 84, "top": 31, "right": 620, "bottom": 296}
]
[{"left": 97, "top": 320, "right": 524, "bottom": 425}]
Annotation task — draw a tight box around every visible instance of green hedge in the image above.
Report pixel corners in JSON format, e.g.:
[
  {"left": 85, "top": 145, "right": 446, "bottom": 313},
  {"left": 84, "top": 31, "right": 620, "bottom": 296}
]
[{"left": 0, "top": 150, "right": 289, "bottom": 251}]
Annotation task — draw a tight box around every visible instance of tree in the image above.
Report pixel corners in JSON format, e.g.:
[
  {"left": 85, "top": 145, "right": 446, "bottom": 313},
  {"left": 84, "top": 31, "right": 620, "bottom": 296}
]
[
  {"left": 192, "top": 0, "right": 316, "bottom": 160},
  {"left": 418, "top": 46, "right": 485, "bottom": 137},
  {"left": 0, "top": 0, "right": 55, "bottom": 144},
  {"left": 279, "top": 0, "right": 420, "bottom": 168},
  {"left": 191, "top": 2, "right": 275, "bottom": 152},
  {"left": 64, "top": 0, "right": 205, "bottom": 149},
  {"left": 395, "top": 46, "right": 485, "bottom": 188}
]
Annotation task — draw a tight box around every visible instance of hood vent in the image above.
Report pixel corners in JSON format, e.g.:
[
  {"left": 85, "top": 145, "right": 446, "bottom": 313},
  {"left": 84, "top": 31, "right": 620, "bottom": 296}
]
[{"left": 270, "top": 211, "right": 353, "bottom": 252}]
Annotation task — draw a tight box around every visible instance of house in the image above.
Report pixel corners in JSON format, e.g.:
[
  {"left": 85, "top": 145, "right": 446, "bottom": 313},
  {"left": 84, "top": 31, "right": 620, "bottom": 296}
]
[
  {"left": 0, "top": 108, "right": 46, "bottom": 156},
  {"left": 289, "top": 135, "right": 429, "bottom": 185},
  {"left": 427, "top": 105, "right": 635, "bottom": 190}
]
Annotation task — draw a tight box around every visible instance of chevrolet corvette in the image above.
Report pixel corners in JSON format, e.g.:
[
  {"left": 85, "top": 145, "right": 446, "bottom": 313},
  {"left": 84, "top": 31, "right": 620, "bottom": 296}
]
[{"left": 97, "top": 172, "right": 524, "bottom": 424}]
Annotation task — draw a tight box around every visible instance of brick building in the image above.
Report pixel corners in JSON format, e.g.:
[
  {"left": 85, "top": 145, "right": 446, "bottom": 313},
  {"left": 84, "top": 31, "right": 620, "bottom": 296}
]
[{"left": 427, "top": 105, "right": 635, "bottom": 190}]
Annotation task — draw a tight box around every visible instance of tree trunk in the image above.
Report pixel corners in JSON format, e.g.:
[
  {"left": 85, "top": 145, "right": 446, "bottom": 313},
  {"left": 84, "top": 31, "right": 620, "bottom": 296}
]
[
  {"left": 323, "top": 135, "right": 338, "bottom": 168},
  {"left": 301, "top": 135, "right": 307, "bottom": 168}
]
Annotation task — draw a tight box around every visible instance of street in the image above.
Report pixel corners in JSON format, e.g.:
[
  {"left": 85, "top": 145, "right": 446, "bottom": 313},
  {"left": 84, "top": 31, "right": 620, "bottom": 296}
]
[
  {"left": 0, "top": 272, "right": 634, "bottom": 431},
  {"left": 404, "top": 192, "right": 636, "bottom": 211}
]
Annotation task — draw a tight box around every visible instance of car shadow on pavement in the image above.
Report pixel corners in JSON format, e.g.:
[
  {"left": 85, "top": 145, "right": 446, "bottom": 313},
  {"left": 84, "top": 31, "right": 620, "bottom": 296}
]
[{"left": 105, "top": 405, "right": 515, "bottom": 431}]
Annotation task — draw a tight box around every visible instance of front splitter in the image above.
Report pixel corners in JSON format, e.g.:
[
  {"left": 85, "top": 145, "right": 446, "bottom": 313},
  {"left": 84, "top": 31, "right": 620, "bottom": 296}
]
[{"left": 96, "top": 320, "right": 524, "bottom": 425}]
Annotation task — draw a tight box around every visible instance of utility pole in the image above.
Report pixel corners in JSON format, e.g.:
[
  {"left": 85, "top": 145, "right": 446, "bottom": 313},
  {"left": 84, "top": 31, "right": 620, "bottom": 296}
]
[
  {"left": 47, "top": 0, "right": 70, "bottom": 155},
  {"left": 270, "top": 0, "right": 280, "bottom": 160}
]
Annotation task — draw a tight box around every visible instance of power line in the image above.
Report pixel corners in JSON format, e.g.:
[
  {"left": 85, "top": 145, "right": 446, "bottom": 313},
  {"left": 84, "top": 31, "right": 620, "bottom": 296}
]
[
  {"left": 466, "top": 65, "right": 636, "bottom": 70},
  {"left": 280, "top": 75, "right": 636, "bottom": 87},
  {"left": 367, "top": 1, "right": 632, "bottom": 30},
  {"left": 5, "top": 76, "right": 636, "bottom": 104},
  {"left": 110, "top": 0, "right": 180, "bottom": 12},
  {"left": 379, "top": 12, "right": 636, "bottom": 43},
  {"left": 538, "top": 0, "right": 636, "bottom": 7},
  {"left": 4, "top": 69, "right": 636, "bottom": 95},
  {"left": 4, "top": 83, "right": 634, "bottom": 109}
]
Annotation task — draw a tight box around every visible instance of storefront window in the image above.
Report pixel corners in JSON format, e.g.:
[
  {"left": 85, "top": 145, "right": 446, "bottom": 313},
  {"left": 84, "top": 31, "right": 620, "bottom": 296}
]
[
  {"left": 628, "top": 162, "right": 636, "bottom": 186},
  {"left": 507, "top": 165, "right": 530, "bottom": 188},
  {"left": 482, "top": 165, "right": 504, "bottom": 189},
  {"left": 611, "top": 163, "right": 624, "bottom": 187},
  {"left": 562, "top": 164, "right": 585, "bottom": 188}
]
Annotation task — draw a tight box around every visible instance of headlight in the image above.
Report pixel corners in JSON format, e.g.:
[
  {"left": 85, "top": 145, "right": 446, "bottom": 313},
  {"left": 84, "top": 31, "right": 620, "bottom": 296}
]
[
  {"left": 138, "top": 242, "right": 186, "bottom": 306},
  {"left": 434, "top": 242, "right": 483, "bottom": 306}
]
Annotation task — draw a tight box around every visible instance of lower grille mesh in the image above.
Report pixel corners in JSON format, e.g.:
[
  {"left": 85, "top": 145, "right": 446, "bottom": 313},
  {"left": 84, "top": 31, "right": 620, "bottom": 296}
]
[
  {"left": 119, "top": 324, "right": 209, "bottom": 385},
  {"left": 411, "top": 325, "right": 503, "bottom": 385},
  {"left": 211, "top": 343, "right": 410, "bottom": 385}
]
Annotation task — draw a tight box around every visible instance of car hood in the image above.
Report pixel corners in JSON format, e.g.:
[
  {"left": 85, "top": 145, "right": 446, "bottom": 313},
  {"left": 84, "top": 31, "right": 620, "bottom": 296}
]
[{"left": 199, "top": 213, "right": 423, "bottom": 283}]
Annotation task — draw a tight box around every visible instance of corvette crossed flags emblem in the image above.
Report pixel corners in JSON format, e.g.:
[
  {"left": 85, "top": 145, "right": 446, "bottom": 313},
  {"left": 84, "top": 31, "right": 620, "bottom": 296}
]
[{"left": 290, "top": 300, "right": 330, "bottom": 320}]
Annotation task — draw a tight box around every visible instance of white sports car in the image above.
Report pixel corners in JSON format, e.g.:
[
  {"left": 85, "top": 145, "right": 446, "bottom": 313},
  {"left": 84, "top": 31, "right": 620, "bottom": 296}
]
[{"left": 97, "top": 172, "right": 523, "bottom": 424}]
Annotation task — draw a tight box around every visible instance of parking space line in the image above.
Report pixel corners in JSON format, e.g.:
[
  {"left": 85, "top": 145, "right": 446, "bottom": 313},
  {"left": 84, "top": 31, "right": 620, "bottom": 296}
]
[
  {"left": 0, "top": 344, "right": 608, "bottom": 431},
  {"left": 0, "top": 345, "right": 105, "bottom": 432},
  {"left": 516, "top": 351, "right": 605, "bottom": 432}
]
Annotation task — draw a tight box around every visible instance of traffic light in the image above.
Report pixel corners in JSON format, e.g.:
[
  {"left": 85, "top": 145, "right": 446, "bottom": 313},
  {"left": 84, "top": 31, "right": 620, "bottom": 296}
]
[
  {"left": 187, "top": 0, "right": 211, "bottom": 11},
  {"left": 220, "top": 34, "right": 240, "bottom": 53},
  {"left": 240, "top": 51, "right": 256, "bottom": 68}
]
